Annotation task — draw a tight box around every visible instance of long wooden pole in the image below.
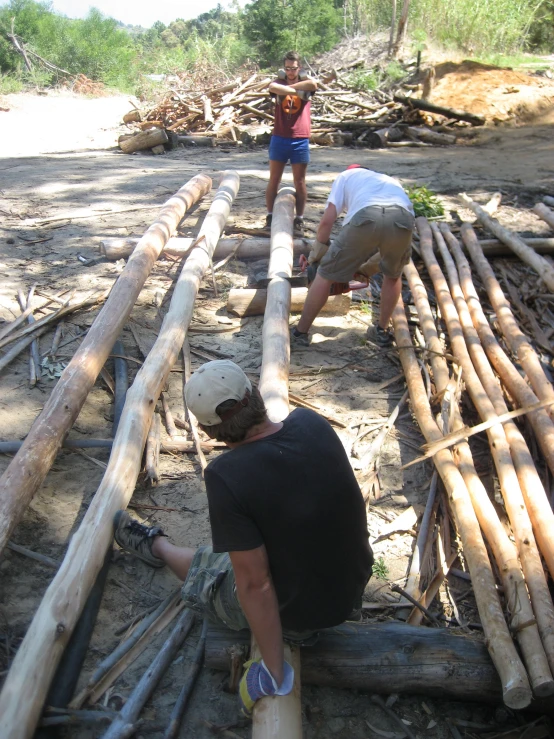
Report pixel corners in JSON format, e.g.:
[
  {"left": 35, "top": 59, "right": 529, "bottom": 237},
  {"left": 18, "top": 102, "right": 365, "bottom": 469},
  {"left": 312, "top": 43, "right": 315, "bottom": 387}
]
[
  {"left": 0, "top": 174, "right": 211, "bottom": 556},
  {"left": 392, "top": 295, "right": 531, "bottom": 709},
  {"left": 425, "top": 220, "right": 554, "bottom": 674},
  {"left": 459, "top": 193, "right": 554, "bottom": 292},
  {"left": 403, "top": 258, "right": 554, "bottom": 697},
  {"left": 0, "top": 171, "right": 239, "bottom": 739},
  {"left": 533, "top": 203, "right": 554, "bottom": 230},
  {"left": 460, "top": 223, "right": 554, "bottom": 412},
  {"left": 253, "top": 185, "right": 302, "bottom": 738}
]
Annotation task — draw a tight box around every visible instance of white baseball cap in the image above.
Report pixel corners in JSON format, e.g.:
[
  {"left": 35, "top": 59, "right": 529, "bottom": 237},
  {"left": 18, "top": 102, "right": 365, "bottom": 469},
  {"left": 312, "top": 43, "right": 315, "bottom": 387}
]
[{"left": 184, "top": 360, "right": 252, "bottom": 426}]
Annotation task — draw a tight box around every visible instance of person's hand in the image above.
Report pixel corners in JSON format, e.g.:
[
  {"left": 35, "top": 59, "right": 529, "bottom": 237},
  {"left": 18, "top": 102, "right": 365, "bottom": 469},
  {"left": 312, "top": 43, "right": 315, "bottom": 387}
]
[
  {"left": 308, "top": 238, "right": 330, "bottom": 265},
  {"left": 299, "top": 253, "right": 308, "bottom": 272},
  {"left": 239, "top": 659, "right": 294, "bottom": 718}
]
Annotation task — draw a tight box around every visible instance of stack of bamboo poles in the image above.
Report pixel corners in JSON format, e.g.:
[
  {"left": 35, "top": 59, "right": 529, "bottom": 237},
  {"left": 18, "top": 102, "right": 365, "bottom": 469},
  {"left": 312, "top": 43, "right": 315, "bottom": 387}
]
[{"left": 393, "top": 215, "right": 554, "bottom": 708}]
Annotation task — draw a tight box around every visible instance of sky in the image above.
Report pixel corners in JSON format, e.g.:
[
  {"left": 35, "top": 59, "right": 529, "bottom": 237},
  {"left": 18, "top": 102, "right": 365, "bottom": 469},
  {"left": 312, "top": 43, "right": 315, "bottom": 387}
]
[{"left": 49, "top": 0, "right": 243, "bottom": 28}]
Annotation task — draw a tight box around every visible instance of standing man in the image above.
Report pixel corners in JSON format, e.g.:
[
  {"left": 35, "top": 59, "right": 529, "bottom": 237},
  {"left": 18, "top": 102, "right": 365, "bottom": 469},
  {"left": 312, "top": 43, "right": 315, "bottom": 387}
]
[
  {"left": 291, "top": 165, "right": 415, "bottom": 347},
  {"left": 265, "top": 51, "right": 317, "bottom": 233},
  {"left": 113, "top": 360, "right": 373, "bottom": 717}
]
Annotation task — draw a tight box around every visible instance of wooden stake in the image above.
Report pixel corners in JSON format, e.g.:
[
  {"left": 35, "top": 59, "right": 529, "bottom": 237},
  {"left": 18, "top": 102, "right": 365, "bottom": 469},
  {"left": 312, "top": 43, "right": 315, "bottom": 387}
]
[
  {"left": 0, "top": 173, "right": 237, "bottom": 739},
  {"left": 391, "top": 294, "right": 531, "bottom": 709},
  {"left": 459, "top": 193, "right": 554, "bottom": 292}
]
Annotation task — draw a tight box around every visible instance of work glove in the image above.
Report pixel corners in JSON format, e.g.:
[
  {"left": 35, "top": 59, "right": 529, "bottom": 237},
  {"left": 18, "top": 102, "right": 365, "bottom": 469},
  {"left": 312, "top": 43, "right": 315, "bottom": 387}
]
[
  {"left": 296, "top": 89, "right": 310, "bottom": 101},
  {"left": 238, "top": 659, "right": 294, "bottom": 718},
  {"left": 307, "top": 238, "right": 330, "bottom": 265}
]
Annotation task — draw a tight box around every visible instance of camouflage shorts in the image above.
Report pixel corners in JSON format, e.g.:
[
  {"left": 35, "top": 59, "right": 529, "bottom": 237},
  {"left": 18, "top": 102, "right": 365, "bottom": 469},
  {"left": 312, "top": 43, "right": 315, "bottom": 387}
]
[{"left": 181, "top": 546, "right": 318, "bottom": 644}]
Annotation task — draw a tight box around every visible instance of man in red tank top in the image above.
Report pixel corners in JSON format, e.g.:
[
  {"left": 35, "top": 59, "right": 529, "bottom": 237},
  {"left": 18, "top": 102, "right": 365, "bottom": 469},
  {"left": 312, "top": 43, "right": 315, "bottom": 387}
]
[{"left": 265, "top": 51, "right": 317, "bottom": 233}]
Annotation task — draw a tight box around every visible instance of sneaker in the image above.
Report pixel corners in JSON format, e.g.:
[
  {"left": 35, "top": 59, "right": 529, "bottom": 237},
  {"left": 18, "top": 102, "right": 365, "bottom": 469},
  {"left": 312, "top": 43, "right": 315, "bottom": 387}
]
[
  {"left": 113, "top": 510, "right": 167, "bottom": 568},
  {"left": 264, "top": 214, "right": 272, "bottom": 230},
  {"left": 290, "top": 326, "right": 310, "bottom": 348},
  {"left": 366, "top": 324, "right": 394, "bottom": 347},
  {"left": 293, "top": 216, "right": 304, "bottom": 234}
]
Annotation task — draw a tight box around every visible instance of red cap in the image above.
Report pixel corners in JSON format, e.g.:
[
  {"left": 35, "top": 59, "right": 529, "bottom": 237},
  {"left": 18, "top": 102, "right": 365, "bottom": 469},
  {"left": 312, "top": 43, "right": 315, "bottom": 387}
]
[{"left": 346, "top": 164, "right": 362, "bottom": 170}]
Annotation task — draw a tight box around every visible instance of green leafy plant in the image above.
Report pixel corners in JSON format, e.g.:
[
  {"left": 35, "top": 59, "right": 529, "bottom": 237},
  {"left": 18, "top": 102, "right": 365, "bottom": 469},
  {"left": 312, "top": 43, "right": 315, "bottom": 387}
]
[
  {"left": 349, "top": 69, "right": 379, "bottom": 91},
  {"left": 372, "top": 556, "right": 389, "bottom": 580},
  {"left": 406, "top": 185, "right": 445, "bottom": 218}
]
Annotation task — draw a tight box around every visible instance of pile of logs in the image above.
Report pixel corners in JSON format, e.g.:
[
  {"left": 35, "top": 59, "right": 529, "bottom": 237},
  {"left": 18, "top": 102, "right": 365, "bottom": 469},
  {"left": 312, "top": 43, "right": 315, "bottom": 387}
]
[{"left": 119, "top": 70, "right": 485, "bottom": 154}]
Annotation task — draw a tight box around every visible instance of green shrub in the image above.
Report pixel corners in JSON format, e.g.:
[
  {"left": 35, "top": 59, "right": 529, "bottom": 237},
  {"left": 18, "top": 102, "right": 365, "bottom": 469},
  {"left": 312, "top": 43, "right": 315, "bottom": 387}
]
[
  {"left": 406, "top": 185, "right": 445, "bottom": 218},
  {"left": 0, "top": 73, "right": 24, "bottom": 93}
]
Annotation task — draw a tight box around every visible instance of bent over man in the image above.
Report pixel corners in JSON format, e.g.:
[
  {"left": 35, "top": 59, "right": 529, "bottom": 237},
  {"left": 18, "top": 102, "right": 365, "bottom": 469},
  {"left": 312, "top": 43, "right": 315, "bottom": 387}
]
[
  {"left": 265, "top": 51, "right": 317, "bottom": 233},
  {"left": 291, "top": 165, "right": 415, "bottom": 347},
  {"left": 114, "top": 360, "right": 373, "bottom": 717}
]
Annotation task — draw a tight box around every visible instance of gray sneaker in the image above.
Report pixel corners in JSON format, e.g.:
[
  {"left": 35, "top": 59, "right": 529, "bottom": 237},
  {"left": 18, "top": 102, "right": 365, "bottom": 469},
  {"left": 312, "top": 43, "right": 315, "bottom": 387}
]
[
  {"left": 290, "top": 326, "right": 310, "bottom": 348},
  {"left": 113, "top": 510, "right": 166, "bottom": 568},
  {"left": 293, "top": 216, "right": 305, "bottom": 234},
  {"left": 366, "top": 324, "right": 394, "bottom": 347}
]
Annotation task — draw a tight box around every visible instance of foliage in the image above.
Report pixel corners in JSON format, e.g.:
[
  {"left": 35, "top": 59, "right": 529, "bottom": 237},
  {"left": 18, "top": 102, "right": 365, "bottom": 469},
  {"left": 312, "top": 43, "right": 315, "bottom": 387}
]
[
  {"left": 406, "top": 185, "right": 445, "bottom": 218},
  {"left": 372, "top": 556, "right": 389, "bottom": 580},
  {"left": 0, "top": 72, "right": 23, "bottom": 92},
  {"left": 243, "top": 0, "right": 341, "bottom": 65}
]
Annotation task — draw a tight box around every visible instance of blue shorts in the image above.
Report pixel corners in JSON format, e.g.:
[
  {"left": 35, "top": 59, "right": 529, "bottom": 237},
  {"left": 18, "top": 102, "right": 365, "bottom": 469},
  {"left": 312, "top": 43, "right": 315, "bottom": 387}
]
[{"left": 269, "top": 135, "right": 310, "bottom": 164}]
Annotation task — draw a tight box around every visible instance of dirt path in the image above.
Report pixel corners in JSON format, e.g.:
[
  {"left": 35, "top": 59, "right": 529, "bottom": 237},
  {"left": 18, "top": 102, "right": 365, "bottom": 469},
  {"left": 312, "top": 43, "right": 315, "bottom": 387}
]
[{"left": 0, "top": 93, "right": 553, "bottom": 739}]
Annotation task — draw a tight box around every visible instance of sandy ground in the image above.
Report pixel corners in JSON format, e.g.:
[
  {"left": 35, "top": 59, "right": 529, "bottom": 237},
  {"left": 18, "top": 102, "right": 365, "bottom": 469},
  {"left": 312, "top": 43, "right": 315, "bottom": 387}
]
[{"left": 0, "top": 90, "right": 554, "bottom": 738}]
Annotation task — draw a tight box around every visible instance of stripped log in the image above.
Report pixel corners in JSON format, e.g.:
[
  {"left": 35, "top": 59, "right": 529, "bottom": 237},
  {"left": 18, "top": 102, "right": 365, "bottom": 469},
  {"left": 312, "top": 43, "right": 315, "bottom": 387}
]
[
  {"left": 0, "top": 175, "right": 210, "bottom": 561},
  {"left": 533, "top": 203, "right": 554, "bottom": 230},
  {"left": 425, "top": 220, "right": 554, "bottom": 676},
  {"left": 0, "top": 172, "right": 238, "bottom": 739},
  {"left": 227, "top": 286, "right": 350, "bottom": 317},
  {"left": 208, "top": 612, "right": 507, "bottom": 703},
  {"left": 118, "top": 128, "right": 168, "bottom": 154},
  {"left": 254, "top": 185, "right": 302, "bottom": 738},
  {"left": 392, "top": 293, "right": 531, "bottom": 709},
  {"left": 144, "top": 412, "right": 161, "bottom": 485},
  {"left": 404, "top": 257, "right": 554, "bottom": 697},
  {"left": 459, "top": 193, "right": 554, "bottom": 292},
  {"left": 461, "top": 224, "right": 554, "bottom": 411},
  {"left": 99, "top": 236, "right": 309, "bottom": 261},
  {"left": 476, "top": 238, "right": 554, "bottom": 258}
]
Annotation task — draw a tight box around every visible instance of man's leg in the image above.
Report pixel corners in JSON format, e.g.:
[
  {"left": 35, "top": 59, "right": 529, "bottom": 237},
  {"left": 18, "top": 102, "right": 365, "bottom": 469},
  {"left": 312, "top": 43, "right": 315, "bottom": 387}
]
[
  {"left": 266, "top": 159, "right": 286, "bottom": 214},
  {"left": 296, "top": 272, "right": 332, "bottom": 333},
  {"left": 152, "top": 537, "right": 195, "bottom": 581},
  {"left": 378, "top": 275, "right": 402, "bottom": 328},
  {"left": 291, "top": 162, "right": 308, "bottom": 217}
]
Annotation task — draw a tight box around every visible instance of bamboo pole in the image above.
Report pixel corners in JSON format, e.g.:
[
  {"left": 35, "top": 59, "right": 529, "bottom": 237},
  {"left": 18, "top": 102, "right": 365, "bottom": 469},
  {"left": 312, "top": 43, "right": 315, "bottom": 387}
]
[
  {"left": 460, "top": 223, "right": 554, "bottom": 412},
  {"left": 253, "top": 185, "right": 302, "bottom": 738},
  {"left": 392, "top": 295, "right": 531, "bottom": 709},
  {"left": 459, "top": 193, "right": 554, "bottom": 292},
  {"left": 0, "top": 171, "right": 238, "bottom": 739},
  {"left": 99, "top": 236, "right": 309, "bottom": 261},
  {"left": 403, "top": 258, "right": 553, "bottom": 696},
  {"left": 0, "top": 174, "right": 211, "bottom": 558},
  {"left": 423, "top": 219, "right": 554, "bottom": 674}
]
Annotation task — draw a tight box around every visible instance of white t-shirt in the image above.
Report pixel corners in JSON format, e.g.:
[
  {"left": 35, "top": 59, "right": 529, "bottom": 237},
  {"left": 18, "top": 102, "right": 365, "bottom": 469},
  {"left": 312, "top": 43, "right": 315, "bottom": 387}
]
[{"left": 327, "top": 169, "right": 414, "bottom": 226}]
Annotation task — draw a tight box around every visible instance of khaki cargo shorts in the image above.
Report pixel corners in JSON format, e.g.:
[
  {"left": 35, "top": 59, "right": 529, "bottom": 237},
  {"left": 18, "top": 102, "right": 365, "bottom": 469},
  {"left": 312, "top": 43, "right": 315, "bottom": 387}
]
[
  {"left": 318, "top": 204, "right": 415, "bottom": 282},
  {"left": 181, "top": 546, "right": 318, "bottom": 644}
]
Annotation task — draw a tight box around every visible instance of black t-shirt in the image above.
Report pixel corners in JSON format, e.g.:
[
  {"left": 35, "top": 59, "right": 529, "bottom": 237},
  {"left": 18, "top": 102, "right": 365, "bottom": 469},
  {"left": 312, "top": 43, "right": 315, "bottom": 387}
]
[{"left": 205, "top": 408, "right": 373, "bottom": 632}]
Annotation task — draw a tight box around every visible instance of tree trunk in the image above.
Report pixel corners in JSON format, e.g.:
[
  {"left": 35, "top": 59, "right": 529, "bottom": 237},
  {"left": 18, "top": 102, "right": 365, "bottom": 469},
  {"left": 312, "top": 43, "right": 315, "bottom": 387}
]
[
  {"left": 394, "top": 94, "right": 485, "bottom": 125},
  {"left": 0, "top": 172, "right": 238, "bottom": 739},
  {"left": 392, "top": 0, "right": 411, "bottom": 57},
  {"left": 0, "top": 174, "right": 211, "bottom": 558},
  {"left": 205, "top": 622, "right": 504, "bottom": 703},
  {"left": 226, "top": 287, "right": 350, "bottom": 317},
  {"left": 406, "top": 126, "right": 456, "bottom": 145},
  {"left": 118, "top": 128, "right": 168, "bottom": 154},
  {"left": 99, "top": 237, "right": 310, "bottom": 261}
]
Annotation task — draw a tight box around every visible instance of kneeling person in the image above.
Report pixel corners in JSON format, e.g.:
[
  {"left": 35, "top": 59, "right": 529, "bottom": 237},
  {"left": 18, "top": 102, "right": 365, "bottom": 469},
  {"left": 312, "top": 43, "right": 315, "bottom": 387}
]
[{"left": 114, "top": 360, "right": 373, "bottom": 716}]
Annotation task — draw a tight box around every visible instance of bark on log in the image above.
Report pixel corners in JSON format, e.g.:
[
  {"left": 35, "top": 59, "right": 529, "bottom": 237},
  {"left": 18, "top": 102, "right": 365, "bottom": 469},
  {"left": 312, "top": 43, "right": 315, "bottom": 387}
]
[
  {"left": 460, "top": 225, "right": 554, "bottom": 424},
  {"left": 404, "top": 257, "right": 554, "bottom": 697},
  {"left": 202, "top": 95, "right": 214, "bottom": 126},
  {"left": 118, "top": 128, "right": 168, "bottom": 154},
  {"left": 0, "top": 174, "right": 211, "bottom": 559},
  {"left": 98, "top": 236, "right": 309, "bottom": 261},
  {"left": 460, "top": 194, "right": 554, "bottom": 292},
  {"left": 123, "top": 110, "right": 141, "bottom": 124},
  {"left": 205, "top": 622, "right": 504, "bottom": 702},
  {"left": 394, "top": 94, "right": 485, "bottom": 125},
  {"left": 226, "top": 287, "right": 350, "bottom": 317},
  {"left": 406, "top": 126, "right": 456, "bottom": 145},
  {"left": 0, "top": 172, "right": 238, "bottom": 739},
  {"left": 533, "top": 203, "right": 554, "bottom": 230},
  {"left": 391, "top": 290, "right": 531, "bottom": 709},
  {"left": 255, "top": 185, "right": 302, "bottom": 737},
  {"left": 425, "top": 220, "right": 554, "bottom": 676}
]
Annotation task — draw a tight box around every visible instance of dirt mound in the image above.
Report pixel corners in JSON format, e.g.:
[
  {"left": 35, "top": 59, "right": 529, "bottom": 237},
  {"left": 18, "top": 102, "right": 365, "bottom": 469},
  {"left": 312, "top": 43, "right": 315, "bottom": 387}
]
[{"left": 427, "top": 60, "right": 554, "bottom": 123}]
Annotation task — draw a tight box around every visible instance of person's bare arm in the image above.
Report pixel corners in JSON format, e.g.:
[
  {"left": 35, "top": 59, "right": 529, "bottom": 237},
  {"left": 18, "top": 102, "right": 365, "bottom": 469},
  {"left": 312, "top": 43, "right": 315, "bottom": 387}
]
[
  {"left": 316, "top": 203, "right": 338, "bottom": 244},
  {"left": 230, "top": 545, "right": 284, "bottom": 684},
  {"left": 268, "top": 79, "right": 317, "bottom": 96},
  {"left": 291, "top": 79, "right": 317, "bottom": 92}
]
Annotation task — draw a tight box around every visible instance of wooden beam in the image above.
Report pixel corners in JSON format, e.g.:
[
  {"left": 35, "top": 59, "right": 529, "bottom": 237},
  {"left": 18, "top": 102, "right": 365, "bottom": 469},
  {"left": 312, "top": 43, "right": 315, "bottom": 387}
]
[
  {"left": 0, "top": 171, "right": 239, "bottom": 739},
  {"left": 0, "top": 174, "right": 211, "bottom": 557},
  {"left": 227, "top": 286, "right": 350, "bottom": 317}
]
